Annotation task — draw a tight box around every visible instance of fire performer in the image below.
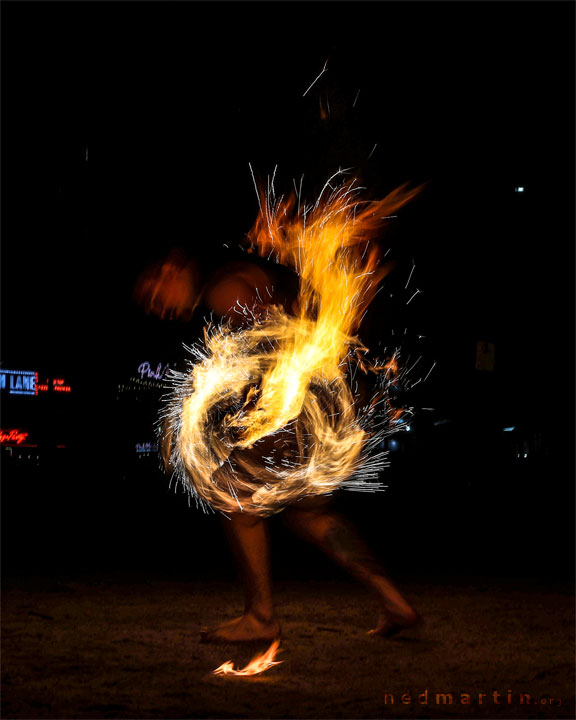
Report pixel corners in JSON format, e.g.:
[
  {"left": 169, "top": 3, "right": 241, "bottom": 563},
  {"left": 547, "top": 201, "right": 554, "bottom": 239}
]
[
  {"left": 158, "top": 172, "right": 422, "bottom": 644},
  {"left": 202, "top": 496, "right": 420, "bottom": 643}
]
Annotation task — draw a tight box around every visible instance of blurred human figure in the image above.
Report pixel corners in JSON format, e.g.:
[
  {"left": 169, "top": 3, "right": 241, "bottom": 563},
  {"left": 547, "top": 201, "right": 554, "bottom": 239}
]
[
  {"left": 201, "top": 496, "right": 420, "bottom": 643},
  {"left": 196, "top": 269, "right": 420, "bottom": 644},
  {"left": 143, "top": 258, "right": 420, "bottom": 643},
  {"left": 203, "top": 261, "right": 273, "bottom": 324}
]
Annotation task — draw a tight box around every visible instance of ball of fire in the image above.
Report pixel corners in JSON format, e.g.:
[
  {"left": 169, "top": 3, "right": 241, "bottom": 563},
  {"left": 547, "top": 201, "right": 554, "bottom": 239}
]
[{"left": 160, "top": 172, "right": 421, "bottom": 516}]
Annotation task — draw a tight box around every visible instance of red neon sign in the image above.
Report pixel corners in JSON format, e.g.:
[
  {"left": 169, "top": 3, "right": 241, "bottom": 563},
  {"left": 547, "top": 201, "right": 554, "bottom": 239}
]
[
  {"left": 0, "top": 429, "right": 29, "bottom": 445},
  {"left": 1, "top": 371, "right": 71, "bottom": 395},
  {"left": 52, "top": 378, "right": 71, "bottom": 393}
]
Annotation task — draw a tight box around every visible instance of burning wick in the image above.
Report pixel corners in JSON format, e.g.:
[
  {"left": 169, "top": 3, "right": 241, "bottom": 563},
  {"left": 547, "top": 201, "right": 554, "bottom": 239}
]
[{"left": 213, "top": 638, "right": 283, "bottom": 677}]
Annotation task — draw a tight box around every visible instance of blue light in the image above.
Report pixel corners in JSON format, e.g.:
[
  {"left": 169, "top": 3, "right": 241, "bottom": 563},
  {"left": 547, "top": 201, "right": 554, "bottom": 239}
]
[
  {"left": 502, "top": 426, "right": 516, "bottom": 432},
  {"left": 0, "top": 369, "right": 37, "bottom": 395}
]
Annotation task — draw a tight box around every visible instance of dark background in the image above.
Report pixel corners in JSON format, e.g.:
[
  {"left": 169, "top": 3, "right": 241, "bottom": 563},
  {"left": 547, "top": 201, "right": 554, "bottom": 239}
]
[{"left": 1, "top": 1, "right": 574, "bottom": 582}]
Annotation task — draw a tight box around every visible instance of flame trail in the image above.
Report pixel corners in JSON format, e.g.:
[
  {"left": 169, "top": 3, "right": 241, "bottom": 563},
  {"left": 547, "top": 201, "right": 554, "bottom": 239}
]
[
  {"left": 161, "top": 172, "right": 421, "bottom": 516},
  {"left": 213, "top": 638, "right": 283, "bottom": 677}
]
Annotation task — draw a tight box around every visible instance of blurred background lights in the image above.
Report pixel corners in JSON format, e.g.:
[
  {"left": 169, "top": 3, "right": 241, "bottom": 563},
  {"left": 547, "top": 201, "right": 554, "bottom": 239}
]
[{"left": 515, "top": 186, "right": 525, "bottom": 192}]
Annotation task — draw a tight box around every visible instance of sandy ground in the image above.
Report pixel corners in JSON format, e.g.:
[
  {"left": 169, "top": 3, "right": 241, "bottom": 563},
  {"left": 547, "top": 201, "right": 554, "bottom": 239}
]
[{"left": 1, "top": 574, "right": 573, "bottom": 720}]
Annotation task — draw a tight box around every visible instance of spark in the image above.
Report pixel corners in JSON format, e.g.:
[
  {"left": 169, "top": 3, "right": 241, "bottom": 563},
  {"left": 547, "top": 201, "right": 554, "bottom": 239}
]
[
  {"left": 423, "top": 362, "right": 437, "bottom": 382},
  {"left": 406, "top": 356, "right": 422, "bottom": 375},
  {"left": 302, "top": 58, "right": 329, "bottom": 97},
  {"left": 248, "top": 162, "right": 262, "bottom": 212},
  {"left": 368, "top": 143, "right": 378, "bottom": 159},
  {"left": 406, "top": 288, "right": 421, "bottom": 305},
  {"left": 353, "top": 89, "right": 361, "bottom": 108},
  {"left": 405, "top": 261, "right": 416, "bottom": 289}
]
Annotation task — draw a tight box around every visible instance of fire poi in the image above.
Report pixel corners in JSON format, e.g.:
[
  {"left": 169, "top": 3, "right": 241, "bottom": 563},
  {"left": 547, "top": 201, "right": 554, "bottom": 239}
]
[{"left": 160, "top": 171, "right": 421, "bottom": 517}]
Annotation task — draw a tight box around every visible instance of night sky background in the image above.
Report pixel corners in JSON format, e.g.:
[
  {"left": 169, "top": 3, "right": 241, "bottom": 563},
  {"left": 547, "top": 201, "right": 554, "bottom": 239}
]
[{"left": 1, "top": 1, "right": 574, "bottom": 581}]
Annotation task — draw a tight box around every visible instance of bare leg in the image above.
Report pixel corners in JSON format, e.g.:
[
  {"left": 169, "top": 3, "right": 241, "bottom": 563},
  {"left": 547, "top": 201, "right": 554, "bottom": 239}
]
[
  {"left": 200, "top": 512, "right": 281, "bottom": 643},
  {"left": 283, "top": 499, "right": 420, "bottom": 637}
]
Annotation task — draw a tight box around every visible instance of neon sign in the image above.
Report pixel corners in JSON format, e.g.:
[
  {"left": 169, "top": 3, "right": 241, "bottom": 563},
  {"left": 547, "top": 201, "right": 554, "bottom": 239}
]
[
  {"left": 0, "top": 429, "right": 30, "bottom": 445},
  {"left": 138, "top": 362, "right": 172, "bottom": 380},
  {"left": 52, "top": 378, "right": 71, "bottom": 393},
  {"left": 0, "top": 370, "right": 38, "bottom": 396},
  {"left": 135, "top": 442, "right": 159, "bottom": 453},
  {"left": 0, "top": 369, "right": 71, "bottom": 395}
]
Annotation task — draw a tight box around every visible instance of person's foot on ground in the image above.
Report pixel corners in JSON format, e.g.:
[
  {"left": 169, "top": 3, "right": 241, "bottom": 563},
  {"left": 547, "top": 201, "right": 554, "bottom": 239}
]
[
  {"left": 366, "top": 577, "right": 422, "bottom": 638},
  {"left": 200, "top": 612, "right": 281, "bottom": 644},
  {"left": 368, "top": 606, "right": 422, "bottom": 638}
]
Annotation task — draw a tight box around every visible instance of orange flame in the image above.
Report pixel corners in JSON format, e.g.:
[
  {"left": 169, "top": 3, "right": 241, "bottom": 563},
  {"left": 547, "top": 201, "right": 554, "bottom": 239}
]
[
  {"left": 230, "top": 177, "right": 421, "bottom": 448},
  {"left": 213, "top": 638, "right": 283, "bottom": 677},
  {"left": 162, "top": 174, "right": 421, "bottom": 516}
]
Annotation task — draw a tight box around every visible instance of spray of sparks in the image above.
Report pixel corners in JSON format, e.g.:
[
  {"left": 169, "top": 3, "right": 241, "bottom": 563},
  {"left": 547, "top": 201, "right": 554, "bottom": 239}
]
[{"left": 160, "top": 171, "right": 422, "bottom": 517}]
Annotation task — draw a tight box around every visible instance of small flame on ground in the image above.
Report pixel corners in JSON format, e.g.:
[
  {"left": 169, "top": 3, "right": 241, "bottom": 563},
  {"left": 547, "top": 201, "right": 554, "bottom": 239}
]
[{"left": 213, "top": 638, "right": 283, "bottom": 677}]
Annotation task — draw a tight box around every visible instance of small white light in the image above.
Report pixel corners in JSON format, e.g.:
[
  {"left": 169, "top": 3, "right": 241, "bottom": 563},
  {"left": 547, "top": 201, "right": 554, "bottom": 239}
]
[
  {"left": 405, "top": 425, "right": 411, "bottom": 432},
  {"left": 523, "top": 452, "right": 528, "bottom": 458},
  {"left": 515, "top": 186, "right": 525, "bottom": 193}
]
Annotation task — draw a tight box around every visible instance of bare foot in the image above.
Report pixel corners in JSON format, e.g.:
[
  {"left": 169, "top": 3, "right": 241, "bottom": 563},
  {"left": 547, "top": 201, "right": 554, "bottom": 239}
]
[
  {"left": 364, "top": 576, "right": 422, "bottom": 638},
  {"left": 200, "top": 612, "right": 281, "bottom": 644},
  {"left": 368, "top": 607, "right": 422, "bottom": 639}
]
